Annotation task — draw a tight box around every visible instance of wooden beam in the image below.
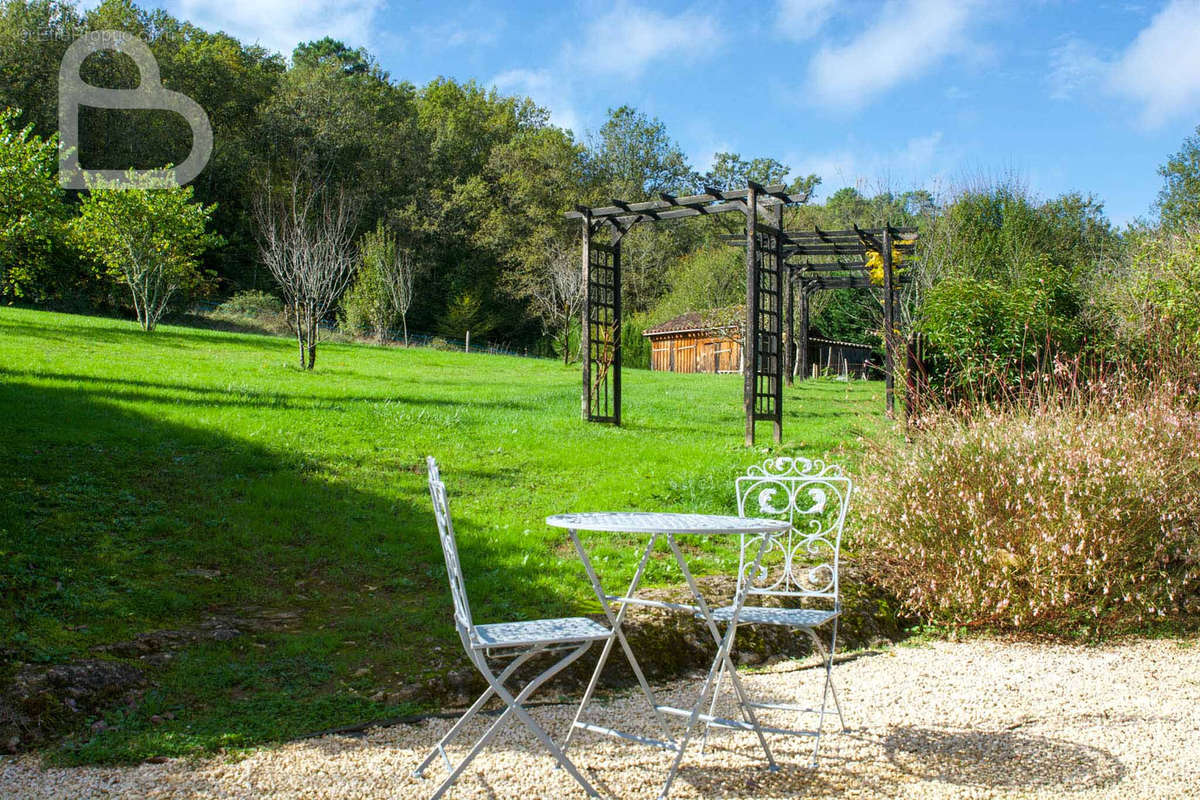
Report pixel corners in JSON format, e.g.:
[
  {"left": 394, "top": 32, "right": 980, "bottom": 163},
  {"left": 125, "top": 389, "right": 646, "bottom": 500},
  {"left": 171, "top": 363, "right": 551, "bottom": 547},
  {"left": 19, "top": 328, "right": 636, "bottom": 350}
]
[
  {"left": 565, "top": 184, "right": 794, "bottom": 221},
  {"left": 798, "top": 285, "right": 809, "bottom": 381},
  {"left": 744, "top": 187, "right": 758, "bottom": 448},
  {"left": 883, "top": 226, "right": 895, "bottom": 416},
  {"left": 772, "top": 202, "right": 784, "bottom": 444},
  {"left": 580, "top": 210, "right": 592, "bottom": 421}
]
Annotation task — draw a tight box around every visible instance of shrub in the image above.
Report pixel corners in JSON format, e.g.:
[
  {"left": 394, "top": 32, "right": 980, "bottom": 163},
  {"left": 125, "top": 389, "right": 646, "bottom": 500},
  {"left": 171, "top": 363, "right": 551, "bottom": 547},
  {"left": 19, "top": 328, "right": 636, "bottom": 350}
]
[
  {"left": 858, "top": 385, "right": 1200, "bottom": 634},
  {"left": 216, "top": 290, "right": 282, "bottom": 317}
]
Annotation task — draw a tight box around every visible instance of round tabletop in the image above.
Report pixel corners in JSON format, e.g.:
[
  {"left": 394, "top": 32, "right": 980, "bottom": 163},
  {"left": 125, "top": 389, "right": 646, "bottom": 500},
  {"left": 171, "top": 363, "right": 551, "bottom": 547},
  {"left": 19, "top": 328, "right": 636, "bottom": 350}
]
[{"left": 545, "top": 511, "right": 792, "bottom": 535}]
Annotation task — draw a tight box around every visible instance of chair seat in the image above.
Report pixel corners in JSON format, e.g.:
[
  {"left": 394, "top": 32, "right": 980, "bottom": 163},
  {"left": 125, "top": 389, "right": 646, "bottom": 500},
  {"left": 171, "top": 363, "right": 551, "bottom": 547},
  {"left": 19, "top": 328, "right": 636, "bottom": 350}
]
[
  {"left": 710, "top": 605, "right": 838, "bottom": 628},
  {"left": 472, "top": 617, "right": 611, "bottom": 649}
]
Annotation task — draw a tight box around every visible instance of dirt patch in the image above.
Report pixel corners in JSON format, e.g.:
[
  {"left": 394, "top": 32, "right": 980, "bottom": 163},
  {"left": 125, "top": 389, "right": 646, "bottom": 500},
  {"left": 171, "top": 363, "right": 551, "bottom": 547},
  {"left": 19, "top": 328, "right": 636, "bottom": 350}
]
[{"left": 0, "top": 660, "right": 146, "bottom": 753}]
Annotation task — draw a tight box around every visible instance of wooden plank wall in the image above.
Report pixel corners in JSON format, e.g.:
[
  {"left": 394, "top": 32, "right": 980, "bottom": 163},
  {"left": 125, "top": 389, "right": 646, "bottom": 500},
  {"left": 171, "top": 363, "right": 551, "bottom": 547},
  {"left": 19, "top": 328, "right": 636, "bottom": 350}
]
[{"left": 648, "top": 334, "right": 742, "bottom": 374}]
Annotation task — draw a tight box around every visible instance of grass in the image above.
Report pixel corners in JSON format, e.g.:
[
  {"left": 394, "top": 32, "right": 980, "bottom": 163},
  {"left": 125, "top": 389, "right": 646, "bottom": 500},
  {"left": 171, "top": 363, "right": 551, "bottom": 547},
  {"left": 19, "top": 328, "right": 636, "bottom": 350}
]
[{"left": 0, "top": 306, "right": 891, "bottom": 764}]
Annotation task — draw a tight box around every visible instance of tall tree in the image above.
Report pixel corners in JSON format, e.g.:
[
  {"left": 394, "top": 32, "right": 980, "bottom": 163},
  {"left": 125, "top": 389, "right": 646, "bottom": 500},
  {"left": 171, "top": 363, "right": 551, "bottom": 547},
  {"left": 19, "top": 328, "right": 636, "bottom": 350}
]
[
  {"left": 1156, "top": 125, "right": 1200, "bottom": 231},
  {"left": 0, "top": 108, "right": 66, "bottom": 300}
]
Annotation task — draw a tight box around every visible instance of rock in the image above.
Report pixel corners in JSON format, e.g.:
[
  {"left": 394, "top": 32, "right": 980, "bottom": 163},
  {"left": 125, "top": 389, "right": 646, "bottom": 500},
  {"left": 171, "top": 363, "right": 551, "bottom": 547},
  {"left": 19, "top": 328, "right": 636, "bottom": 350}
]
[{"left": 210, "top": 628, "right": 240, "bottom": 642}]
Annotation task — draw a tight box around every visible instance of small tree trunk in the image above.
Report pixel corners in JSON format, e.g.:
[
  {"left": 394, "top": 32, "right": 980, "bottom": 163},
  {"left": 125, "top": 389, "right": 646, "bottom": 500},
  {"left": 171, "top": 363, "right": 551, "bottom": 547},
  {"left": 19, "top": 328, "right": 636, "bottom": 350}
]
[
  {"left": 295, "top": 303, "right": 306, "bottom": 369},
  {"left": 402, "top": 315, "right": 408, "bottom": 347},
  {"left": 562, "top": 328, "right": 570, "bottom": 365}
]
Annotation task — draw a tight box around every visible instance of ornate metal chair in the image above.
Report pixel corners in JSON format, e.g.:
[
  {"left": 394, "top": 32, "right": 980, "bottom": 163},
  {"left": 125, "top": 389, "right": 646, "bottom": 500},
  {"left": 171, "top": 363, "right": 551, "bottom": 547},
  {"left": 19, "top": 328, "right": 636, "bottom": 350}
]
[
  {"left": 415, "top": 457, "right": 611, "bottom": 799},
  {"left": 706, "top": 456, "right": 852, "bottom": 765}
]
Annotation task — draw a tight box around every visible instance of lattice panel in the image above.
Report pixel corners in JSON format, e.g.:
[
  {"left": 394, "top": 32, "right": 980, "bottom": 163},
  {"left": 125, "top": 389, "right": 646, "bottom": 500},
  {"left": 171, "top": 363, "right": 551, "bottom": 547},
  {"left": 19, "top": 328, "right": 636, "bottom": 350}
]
[
  {"left": 586, "top": 241, "right": 620, "bottom": 423},
  {"left": 752, "top": 226, "right": 782, "bottom": 421}
]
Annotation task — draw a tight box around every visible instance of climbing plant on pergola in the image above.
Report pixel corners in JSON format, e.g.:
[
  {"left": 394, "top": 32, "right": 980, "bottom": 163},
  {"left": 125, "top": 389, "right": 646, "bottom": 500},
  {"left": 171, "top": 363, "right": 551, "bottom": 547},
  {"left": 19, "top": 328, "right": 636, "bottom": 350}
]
[{"left": 567, "top": 182, "right": 806, "bottom": 446}]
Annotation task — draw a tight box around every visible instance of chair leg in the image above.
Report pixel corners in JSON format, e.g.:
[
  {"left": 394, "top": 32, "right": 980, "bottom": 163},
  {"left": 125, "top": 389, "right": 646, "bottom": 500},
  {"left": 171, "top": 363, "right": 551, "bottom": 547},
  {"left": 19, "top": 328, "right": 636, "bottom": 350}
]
[
  {"left": 481, "top": 645, "right": 601, "bottom": 798},
  {"left": 413, "top": 650, "right": 535, "bottom": 778},
  {"left": 420, "top": 642, "right": 599, "bottom": 800},
  {"left": 803, "top": 621, "right": 845, "bottom": 768}
]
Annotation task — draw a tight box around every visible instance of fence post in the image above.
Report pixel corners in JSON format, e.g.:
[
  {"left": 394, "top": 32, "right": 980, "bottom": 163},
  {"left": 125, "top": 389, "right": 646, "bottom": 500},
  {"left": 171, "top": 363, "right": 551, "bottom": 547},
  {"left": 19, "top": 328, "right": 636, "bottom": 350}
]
[{"left": 465, "top": 331, "right": 470, "bottom": 353}]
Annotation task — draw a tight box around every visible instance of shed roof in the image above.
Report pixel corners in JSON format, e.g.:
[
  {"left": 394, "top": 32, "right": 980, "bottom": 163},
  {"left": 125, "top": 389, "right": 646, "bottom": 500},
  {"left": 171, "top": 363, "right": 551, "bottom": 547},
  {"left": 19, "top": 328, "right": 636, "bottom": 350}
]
[{"left": 643, "top": 307, "right": 743, "bottom": 337}]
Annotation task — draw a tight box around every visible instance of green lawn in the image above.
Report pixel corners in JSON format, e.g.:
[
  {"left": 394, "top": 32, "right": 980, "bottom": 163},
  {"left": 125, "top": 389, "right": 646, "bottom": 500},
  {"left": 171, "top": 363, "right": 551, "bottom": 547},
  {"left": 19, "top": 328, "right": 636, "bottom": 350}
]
[{"left": 0, "top": 306, "right": 891, "bottom": 763}]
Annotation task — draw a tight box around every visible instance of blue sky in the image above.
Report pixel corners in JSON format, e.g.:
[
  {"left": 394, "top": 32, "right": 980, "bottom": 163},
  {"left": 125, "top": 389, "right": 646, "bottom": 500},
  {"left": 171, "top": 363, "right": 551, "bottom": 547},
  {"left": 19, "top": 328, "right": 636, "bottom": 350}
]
[{"left": 151, "top": 1, "right": 1200, "bottom": 224}]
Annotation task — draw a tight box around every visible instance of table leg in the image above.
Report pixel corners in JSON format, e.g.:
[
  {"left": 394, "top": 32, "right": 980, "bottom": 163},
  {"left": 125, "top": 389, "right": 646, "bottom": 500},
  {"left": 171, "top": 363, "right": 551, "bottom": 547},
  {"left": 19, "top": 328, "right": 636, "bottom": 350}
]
[
  {"left": 563, "top": 530, "right": 674, "bottom": 753},
  {"left": 658, "top": 533, "right": 776, "bottom": 800}
]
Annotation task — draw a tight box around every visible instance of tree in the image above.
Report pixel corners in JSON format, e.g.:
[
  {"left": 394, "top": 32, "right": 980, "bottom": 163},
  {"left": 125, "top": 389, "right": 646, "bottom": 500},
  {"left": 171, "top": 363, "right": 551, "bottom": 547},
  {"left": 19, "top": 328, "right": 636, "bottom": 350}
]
[
  {"left": 379, "top": 237, "right": 420, "bottom": 347},
  {"left": 509, "top": 238, "right": 583, "bottom": 363},
  {"left": 341, "top": 222, "right": 420, "bottom": 344},
  {"left": 256, "top": 175, "right": 359, "bottom": 369},
  {"left": 73, "top": 170, "right": 220, "bottom": 331},
  {"left": 0, "top": 108, "right": 66, "bottom": 299},
  {"left": 1156, "top": 125, "right": 1200, "bottom": 231}
]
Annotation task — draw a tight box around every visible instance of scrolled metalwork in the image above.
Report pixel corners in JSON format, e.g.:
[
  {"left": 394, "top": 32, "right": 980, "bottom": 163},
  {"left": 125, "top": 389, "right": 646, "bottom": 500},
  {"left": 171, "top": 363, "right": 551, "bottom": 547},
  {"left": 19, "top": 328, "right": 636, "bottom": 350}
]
[{"left": 735, "top": 457, "right": 852, "bottom": 600}]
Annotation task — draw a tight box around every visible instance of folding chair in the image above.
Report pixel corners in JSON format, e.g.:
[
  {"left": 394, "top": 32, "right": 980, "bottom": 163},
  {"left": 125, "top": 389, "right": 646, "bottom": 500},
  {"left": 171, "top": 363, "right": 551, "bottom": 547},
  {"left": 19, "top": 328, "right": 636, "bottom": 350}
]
[
  {"left": 415, "top": 457, "right": 611, "bottom": 800},
  {"left": 704, "top": 456, "right": 852, "bottom": 765}
]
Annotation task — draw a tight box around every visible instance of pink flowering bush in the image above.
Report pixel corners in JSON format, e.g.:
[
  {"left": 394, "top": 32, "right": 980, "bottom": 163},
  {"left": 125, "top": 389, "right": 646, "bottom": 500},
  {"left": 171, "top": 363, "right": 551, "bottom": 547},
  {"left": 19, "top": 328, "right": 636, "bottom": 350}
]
[{"left": 858, "top": 385, "right": 1200, "bottom": 633}]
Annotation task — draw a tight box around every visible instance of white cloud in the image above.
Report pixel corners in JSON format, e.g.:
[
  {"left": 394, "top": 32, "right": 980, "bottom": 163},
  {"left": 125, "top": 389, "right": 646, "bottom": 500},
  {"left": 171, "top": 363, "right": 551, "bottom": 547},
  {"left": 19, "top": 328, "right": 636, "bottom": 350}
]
[
  {"left": 806, "top": 0, "right": 977, "bottom": 110},
  {"left": 572, "top": 2, "right": 722, "bottom": 79},
  {"left": 1108, "top": 0, "right": 1200, "bottom": 126},
  {"left": 1047, "top": 38, "right": 1107, "bottom": 101},
  {"left": 777, "top": 0, "right": 838, "bottom": 41},
  {"left": 168, "top": 0, "right": 383, "bottom": 57},
  {"left": 492, "top": 68, "right": 583, "bottom": 135}
]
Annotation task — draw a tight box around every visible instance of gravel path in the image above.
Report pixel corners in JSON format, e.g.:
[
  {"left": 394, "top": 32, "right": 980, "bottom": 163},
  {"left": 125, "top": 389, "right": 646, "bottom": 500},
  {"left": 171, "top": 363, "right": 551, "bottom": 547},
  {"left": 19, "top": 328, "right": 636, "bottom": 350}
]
[{"left": 3, "top": 638, "right": 1198, "bottom": 799}]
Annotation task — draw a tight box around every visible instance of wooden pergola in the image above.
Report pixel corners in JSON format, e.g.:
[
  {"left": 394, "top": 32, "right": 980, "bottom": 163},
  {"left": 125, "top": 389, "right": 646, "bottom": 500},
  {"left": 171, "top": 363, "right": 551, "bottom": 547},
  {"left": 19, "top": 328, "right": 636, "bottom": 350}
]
[
  {"left": 777, "top": 225, "right": 917, "bottom": 414},
  {"left": 566, "top": 186, "right": 917, "bottom": 445},
  {"left": 567, "top": 183, "right": 805, "bottom": 446}
]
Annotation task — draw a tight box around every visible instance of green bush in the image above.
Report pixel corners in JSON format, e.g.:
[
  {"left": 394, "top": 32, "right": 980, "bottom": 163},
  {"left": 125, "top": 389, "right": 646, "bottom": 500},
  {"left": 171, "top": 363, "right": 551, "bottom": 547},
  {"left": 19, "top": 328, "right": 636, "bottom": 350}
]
[
  {"left": 915, "top": 185, "right": 1111, "bottom": 398},
  {"left": 858, "top": 385, "right": 1200, "bottom": 634},
  {"left": 216, "top": 290, "right": 282, "bottom": 317}
]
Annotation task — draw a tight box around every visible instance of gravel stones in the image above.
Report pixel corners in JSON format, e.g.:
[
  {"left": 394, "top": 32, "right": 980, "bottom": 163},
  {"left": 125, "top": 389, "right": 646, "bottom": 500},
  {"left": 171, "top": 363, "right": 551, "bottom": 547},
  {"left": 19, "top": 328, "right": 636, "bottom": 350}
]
[{"left": 2, "top": 638, "right": 1198, "bottom": 799}]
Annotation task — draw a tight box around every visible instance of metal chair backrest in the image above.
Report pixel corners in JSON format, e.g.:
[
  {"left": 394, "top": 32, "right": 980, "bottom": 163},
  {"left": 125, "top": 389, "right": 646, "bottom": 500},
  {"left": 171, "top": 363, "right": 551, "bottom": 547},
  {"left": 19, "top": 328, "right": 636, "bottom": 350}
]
[
  {"left": 735, "top": 457, "right": 852, "bottom": 604},
  {"left": 427, "top": 457, "right": 475, "bottom": 636}
]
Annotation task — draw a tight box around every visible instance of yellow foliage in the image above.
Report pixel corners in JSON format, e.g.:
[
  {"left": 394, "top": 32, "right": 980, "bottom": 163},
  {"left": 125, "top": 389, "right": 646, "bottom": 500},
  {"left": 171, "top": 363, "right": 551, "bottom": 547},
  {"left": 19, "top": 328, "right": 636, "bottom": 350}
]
[{"left": 867, "top": 239, "right": 915, "bottom": 286}]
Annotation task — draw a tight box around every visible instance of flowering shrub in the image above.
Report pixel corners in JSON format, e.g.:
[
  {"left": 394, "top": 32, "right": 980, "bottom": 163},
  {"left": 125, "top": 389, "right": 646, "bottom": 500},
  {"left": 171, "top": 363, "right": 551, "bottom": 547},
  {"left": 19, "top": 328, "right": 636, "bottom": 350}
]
[{"left": 858, "top": 388, "right": 1200, "bottom": 633}]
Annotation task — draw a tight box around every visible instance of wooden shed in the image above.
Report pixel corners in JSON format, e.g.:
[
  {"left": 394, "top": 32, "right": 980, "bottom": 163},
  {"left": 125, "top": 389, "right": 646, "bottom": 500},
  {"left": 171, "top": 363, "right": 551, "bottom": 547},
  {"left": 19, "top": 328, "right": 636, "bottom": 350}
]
[
  {"left": 644, "top": 310, "right": 743, "bottom": 374},
  {"left": 806, "top": 335, "right": 878, "bottom": 379}
]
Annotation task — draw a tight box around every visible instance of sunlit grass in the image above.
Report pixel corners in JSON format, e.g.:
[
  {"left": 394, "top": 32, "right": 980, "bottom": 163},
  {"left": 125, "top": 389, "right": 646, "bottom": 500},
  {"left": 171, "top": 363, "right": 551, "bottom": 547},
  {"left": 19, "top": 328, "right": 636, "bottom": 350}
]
[{"left": 0, "top": 306, "right": 892, "bottom": 762}]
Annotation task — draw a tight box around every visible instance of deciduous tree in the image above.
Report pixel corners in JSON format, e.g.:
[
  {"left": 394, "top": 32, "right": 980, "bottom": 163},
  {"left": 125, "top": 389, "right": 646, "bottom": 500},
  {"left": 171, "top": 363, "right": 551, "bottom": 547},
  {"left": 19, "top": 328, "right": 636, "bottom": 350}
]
[{"left": 73, "top": 170, "right": 220, "bottom": 331}]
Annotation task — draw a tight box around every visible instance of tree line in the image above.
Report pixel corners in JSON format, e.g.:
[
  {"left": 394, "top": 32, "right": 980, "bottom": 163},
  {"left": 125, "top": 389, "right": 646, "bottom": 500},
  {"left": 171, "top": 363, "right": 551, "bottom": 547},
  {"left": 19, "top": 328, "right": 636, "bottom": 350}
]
[{"left": 2, "top": 0, "right": 1199, "bottom": 383}]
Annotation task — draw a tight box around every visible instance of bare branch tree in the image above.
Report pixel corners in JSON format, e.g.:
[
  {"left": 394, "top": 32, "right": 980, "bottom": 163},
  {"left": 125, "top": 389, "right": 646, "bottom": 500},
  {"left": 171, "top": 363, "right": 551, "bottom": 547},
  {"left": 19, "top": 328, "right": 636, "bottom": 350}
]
[
  {"left": 520, "top": 238, "right": 584, "bottom": 364},
  {"left": 255, "top": 174, "right": 359, "bottom": 369},
  {"left": 379, "top": 243, "right": 420, "bottom": 347}
]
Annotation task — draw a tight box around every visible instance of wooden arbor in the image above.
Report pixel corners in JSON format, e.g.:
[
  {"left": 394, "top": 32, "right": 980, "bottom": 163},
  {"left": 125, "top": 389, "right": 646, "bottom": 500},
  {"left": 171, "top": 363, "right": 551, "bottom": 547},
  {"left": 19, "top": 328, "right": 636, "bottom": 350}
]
[
  {"left": 783, "top": 226, "right": 917, "bottom": 414},
  {"left": 566, "top": 183, "right": 807, "bottom": 445}
]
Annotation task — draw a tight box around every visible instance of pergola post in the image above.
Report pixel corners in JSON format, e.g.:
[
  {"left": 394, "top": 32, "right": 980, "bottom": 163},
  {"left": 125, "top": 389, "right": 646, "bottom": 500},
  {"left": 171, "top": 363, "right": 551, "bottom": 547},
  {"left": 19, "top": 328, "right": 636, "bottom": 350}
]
[
  {"left": 610, "top": 223, "right": 623, "bottom": 427},
  {"left": 771, "top": 202, "right": 784, "bottom": 444},
  {"left": 784, "top": 271, "right": 795, "bottom": 386},
  {"left": 743, "top": 186, "right": 759, "bottom": 447},
  {"left": 580, "top": 210, "right": 591, "bottom": 421},
  {"left": 882, "top": 226, "right": 895, "bottom": 416},
  {"left": 798, "top": 282, "right": 810, "bottom": 380}
]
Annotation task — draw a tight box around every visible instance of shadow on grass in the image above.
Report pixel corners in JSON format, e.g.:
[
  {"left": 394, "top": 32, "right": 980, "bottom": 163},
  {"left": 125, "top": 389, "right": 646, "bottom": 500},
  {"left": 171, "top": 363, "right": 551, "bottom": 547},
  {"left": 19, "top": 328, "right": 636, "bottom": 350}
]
[
  {"left": 0, "top": 378, "right": 558, "bottom": 763},
  {"left": 0, "top": 367, "right": 543, "bottom": 413}
]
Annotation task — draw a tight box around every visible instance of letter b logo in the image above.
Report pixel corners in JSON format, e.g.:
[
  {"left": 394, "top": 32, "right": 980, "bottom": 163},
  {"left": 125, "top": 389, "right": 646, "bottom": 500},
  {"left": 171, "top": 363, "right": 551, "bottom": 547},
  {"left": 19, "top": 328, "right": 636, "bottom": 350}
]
[{"left": 58, "top": 31, "right": 213, "bottom": 189}]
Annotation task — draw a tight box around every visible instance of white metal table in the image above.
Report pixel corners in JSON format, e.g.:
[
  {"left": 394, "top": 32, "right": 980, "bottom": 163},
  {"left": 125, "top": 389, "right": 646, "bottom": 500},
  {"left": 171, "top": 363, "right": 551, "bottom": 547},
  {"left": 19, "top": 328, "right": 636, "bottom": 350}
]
[{"left": 545, "top": 511, "right": 793, "bottom": 800}]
